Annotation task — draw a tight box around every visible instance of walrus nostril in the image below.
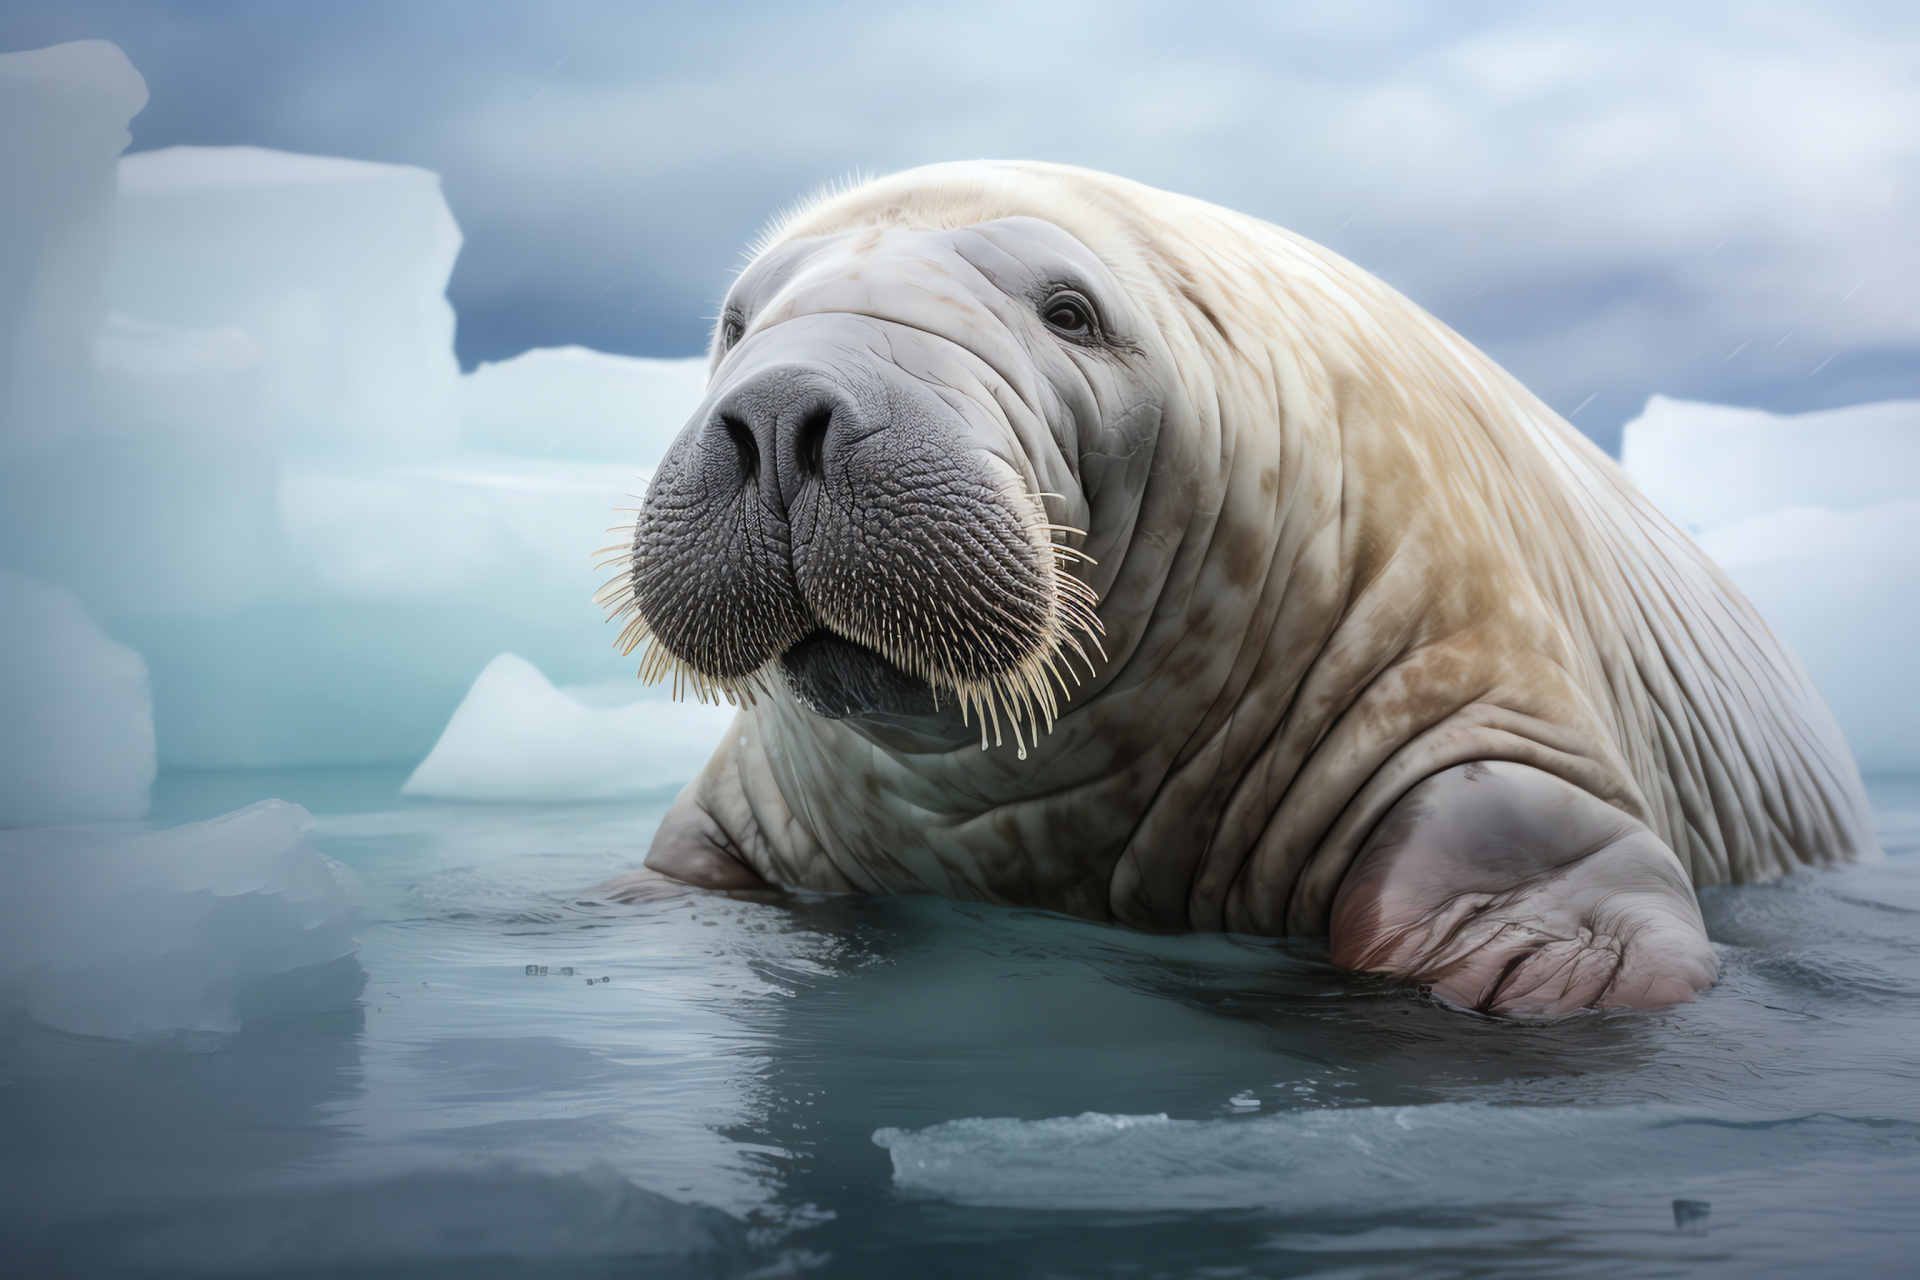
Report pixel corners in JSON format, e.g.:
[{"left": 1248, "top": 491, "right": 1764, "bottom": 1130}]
[
  {"left": 796, "top": 405, "right": 832, "bottom": 478},
  {"left": 719, "top": 413, "right": 759, "bottom": 484}
]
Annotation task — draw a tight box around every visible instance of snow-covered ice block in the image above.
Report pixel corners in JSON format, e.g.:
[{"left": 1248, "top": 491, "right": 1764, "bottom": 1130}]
[
  {"left": 0, "top": 569, "right": 154, "bottom": 828},
  {"left": 0, "top": 41, "right": 146, "bottom": 457},
  {"left": 1697, "top": 500, "right": 1920, "bottom": 773},
  {"left": 404, "top": 654, "right": 736, "bottom": 802},
  {"left": 458, "top": 346, "right": 708, "bottom": 465},
  {"left": 109, "top": 145, "right": 461, "bottom": 458},
  {"left": 0, "top": 799, "right": 358, "bottom": 1038},
  {"left": 1622, "top": 395, "right": 1920, "bottom": 532}
]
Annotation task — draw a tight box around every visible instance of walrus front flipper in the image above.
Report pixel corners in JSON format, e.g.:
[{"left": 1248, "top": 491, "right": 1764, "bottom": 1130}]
[
  {"left": 597, "top": 733, "right": 775, "bottom": 903},
  {"left": 596, "top": 788, "right": 773, "bottom": 904},
  {"left": 1328, "top": 761, "right": 1717, "bottom": 1016}
]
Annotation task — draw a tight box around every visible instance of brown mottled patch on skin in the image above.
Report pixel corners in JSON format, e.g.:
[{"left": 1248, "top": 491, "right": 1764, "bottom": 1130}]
[{"left": 606, "top": 162, "right": 1876, "bottom": 1015}]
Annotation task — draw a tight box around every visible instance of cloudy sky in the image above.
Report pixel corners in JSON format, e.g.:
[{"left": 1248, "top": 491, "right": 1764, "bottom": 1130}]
[{"left": 5, "top": 0, "right": 1916, "bottom": 451}]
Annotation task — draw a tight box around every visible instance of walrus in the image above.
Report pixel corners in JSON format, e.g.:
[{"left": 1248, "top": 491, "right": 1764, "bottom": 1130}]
[{"left": 596, "top": 161, "right": 1877, "bottom": 1016}]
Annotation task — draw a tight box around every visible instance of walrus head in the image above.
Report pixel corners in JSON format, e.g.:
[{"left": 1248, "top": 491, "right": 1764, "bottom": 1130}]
[{"left": 601, "top": 212, "right": 1157, "bottom": 756}]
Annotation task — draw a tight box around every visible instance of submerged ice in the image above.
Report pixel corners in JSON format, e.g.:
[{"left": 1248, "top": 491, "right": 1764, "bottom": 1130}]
[
  {"left": 0, "top": 800, "right": 358, "bottom": 1038},
  {"left": 874, "top": 1103, "right": 1920, "bottom": 1213}
]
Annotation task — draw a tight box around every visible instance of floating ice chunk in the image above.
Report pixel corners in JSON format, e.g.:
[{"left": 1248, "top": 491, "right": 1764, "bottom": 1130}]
[
  {"left": 0, "top": 799, "right": 358, "bottom": 1038},
  {"left": 874, "top": 1104, "right": 1918, "bottom": 1213},
  {"left": 1696, "top": 500, "right": 1920, "bottom": 772},
  {"left": 1621, "top": 395, "right": 1920, "bottom": 533},
  {"left": 404, "top": 654, "right": 737, "bottom": 802},
  {"left": 458, "top": 346, "right": 708, "bottom": 465},
  {"left": 0, "top": 568, "right": 154, "bottom": 828},
  {"left": 0, "top": 41, "right": 147, "bottom": 457},
  {"left": 109, "top": 145, "right": 461, "bottom": 458}
]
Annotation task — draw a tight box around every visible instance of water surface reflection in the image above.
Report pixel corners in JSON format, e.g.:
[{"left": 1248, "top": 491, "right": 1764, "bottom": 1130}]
[{"left": 0, "top": 769, "right": 1913, "bottom": 1276}]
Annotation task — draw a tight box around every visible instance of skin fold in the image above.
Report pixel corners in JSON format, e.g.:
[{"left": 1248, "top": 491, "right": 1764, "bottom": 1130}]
[{"left": 599, "top": 162, "right": 1877, "bottom": 1016}]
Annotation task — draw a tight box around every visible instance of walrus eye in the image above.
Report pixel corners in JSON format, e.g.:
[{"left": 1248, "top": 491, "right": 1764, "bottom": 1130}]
[
  {"left": 720, "top": 314, "right": 745, "bottom": 350},
  {"left": 1041, "top": 291, "right": 1096, "bottom": 339}
]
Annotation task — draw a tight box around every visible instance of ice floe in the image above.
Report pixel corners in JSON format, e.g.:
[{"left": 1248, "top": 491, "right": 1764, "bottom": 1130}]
[{"left": 0, "top": 800, "right": 358, "bottom": 1038}]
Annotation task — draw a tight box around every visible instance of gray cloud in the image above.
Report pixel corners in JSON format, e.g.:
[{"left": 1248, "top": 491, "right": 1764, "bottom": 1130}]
[{"left": 3, "top": 0, "right": 1915, "bottom": 450}]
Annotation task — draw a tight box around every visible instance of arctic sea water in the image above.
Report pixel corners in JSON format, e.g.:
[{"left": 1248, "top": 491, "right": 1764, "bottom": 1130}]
[{"left": 2, "top": 769, "right": 1916, "bottom": 1277}]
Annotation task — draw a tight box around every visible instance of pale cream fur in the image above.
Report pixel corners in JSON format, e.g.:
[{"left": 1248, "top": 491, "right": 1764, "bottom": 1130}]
[{"left": 664, "top": 161, "right": 1876, "bottom": 936}]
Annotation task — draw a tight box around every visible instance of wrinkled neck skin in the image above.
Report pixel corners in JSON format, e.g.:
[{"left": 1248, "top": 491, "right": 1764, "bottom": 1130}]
[
  {"left": 689, "top": 207, "right": 1363, "bottom": 932},
  {"left": 670, "top": 188, "right": 1805, "bottom": 938}
]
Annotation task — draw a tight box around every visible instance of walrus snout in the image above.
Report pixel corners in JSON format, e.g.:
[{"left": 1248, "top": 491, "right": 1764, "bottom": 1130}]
[
  {"left": 605, "top": 332, "right": 1101, "bottom": 748},
  {"left": 698, "top": 363, "right": 856, "bottom": 521}
]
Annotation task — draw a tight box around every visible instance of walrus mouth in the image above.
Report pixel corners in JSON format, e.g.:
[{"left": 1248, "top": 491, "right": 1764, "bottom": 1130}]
[
  {"left": 778, "top": 629, "right": 940, "bottom": 720},
  {"left": 595, "top": 490, "right": 1103, "bottom": 756},
  {"left": 594, "top": 352, "right": 1104, "bottom": 757}
]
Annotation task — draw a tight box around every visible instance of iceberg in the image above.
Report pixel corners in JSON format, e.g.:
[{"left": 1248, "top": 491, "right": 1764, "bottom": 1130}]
[
  {"left": 109, "top": 144, "right": 462, "bottom": 459},
  {"left": 0, "top": 312, "right": 279, "bottom": 620},
  {"left": 278, "top": 453, "right": 645, "bottom": 616},
  {"left": 1622, "top": 396, "right": 1920, "bottom": 772},
  {"left": 122, "top": 451, "right": 656, "bottom": 770},
  {"left": 403, "top": 653, "right": 738, "bottom": 802},
  {"left": 1695, "top": 502, "right": 1920, "bottom": 773},
  {"left": 0, "top": 40, "right": 147, "bottom": 459},
  {"left": 457, "top": 345, "right": 708, "bottom": 462},
  {"left": 0, "top": 800, "right": 359, "bottom": 1038},
  {"left": 0, "top": 568, "right": 155, "bottom": 828},
  {"left": 1, "top": 78, "right": 710, "bottom": 770},
  {"left": 1622, "top": 394, "right": 1920, "bottom": 532}
]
